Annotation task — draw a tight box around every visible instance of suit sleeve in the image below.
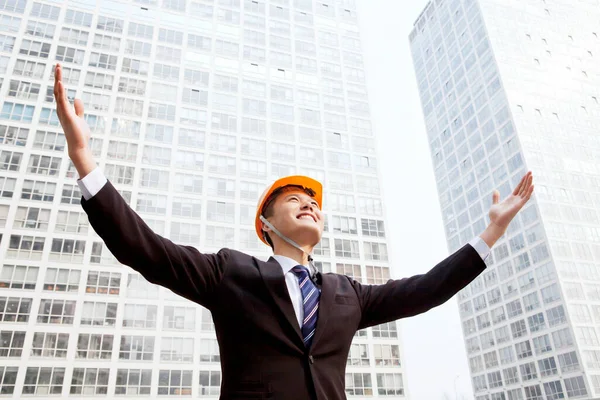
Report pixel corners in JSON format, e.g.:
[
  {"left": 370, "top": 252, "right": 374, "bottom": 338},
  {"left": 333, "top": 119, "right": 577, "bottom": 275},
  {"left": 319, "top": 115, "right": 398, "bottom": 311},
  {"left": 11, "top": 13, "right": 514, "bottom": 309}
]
[
  {"left": 80, "top": 180, "right": 229, "bottom": 308},
  {"left": 353, "top": 243, "right": 486, "bottom": 329}
]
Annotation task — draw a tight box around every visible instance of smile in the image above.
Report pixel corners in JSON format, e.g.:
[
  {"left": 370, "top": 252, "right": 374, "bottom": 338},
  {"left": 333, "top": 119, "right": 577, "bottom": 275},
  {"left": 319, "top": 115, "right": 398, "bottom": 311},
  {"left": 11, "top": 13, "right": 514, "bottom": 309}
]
[{"left": 297, "top": 213, "right": 317, "bottom": 222}]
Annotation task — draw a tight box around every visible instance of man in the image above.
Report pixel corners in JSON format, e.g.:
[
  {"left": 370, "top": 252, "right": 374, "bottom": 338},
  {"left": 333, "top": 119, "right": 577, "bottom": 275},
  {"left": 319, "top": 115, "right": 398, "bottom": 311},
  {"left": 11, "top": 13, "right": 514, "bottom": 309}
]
[{"left": 54, "top": 63, "right": 534, "bottom": 399}]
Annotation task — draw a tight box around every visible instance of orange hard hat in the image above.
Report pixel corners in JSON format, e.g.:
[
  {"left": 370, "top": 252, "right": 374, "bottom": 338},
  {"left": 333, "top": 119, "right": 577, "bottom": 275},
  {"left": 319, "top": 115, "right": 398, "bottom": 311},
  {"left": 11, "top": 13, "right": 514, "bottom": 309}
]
[{"left": 255, "top": 175, "right": 323, "bottom": 246}]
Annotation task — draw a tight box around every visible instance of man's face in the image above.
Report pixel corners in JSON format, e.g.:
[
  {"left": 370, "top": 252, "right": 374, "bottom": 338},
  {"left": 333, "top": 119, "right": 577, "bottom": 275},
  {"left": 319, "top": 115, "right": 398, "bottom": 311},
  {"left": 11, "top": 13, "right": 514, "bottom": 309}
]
[{"left": 264, "top": 188, "right": 324, "bottom": 248}]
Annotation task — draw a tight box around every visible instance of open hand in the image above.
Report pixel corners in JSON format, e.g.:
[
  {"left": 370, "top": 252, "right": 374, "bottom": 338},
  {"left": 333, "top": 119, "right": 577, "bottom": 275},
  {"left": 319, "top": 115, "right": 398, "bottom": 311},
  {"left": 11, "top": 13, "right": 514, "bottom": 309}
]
[
  {"left": 488, "top": 171, "right": 534, "bottom": 230},
  {"left": 53, "top": 63, "right": 95, "bottom": 175}
]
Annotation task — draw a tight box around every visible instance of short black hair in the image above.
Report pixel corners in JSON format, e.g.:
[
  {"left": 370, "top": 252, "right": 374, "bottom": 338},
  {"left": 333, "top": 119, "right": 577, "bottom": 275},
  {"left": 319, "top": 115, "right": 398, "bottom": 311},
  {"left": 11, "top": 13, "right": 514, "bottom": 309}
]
[{"left": 261, "top": 185, "right": 317, "bottom": 249}]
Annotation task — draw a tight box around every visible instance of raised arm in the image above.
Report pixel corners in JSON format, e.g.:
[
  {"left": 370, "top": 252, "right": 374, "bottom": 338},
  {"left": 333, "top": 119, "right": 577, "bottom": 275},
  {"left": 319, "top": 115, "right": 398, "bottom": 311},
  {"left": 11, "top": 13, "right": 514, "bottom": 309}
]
[
  {"left": 53, "top": 63, "right": 227, "bottom": 308},
  {"left": 354, "top": 171, "right": 535, "bottom": 328}
]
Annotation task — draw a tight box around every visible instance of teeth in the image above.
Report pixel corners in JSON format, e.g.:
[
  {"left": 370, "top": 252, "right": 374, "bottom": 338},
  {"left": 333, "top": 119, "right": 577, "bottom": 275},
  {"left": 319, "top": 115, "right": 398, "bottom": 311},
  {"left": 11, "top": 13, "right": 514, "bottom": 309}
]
[{"left": 299, "top": 215, "right": 313, "bottom": 220}]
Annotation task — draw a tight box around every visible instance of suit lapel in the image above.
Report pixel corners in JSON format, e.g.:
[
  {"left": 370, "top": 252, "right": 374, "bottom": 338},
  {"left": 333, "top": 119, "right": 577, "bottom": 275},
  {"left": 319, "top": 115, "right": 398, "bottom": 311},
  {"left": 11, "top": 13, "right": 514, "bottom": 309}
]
[
  {"left": 310, "top": 273, "right": 337, "bottom": 349},
  {"left": 259, "top": 257, "right": 304, "bottom": 348}
]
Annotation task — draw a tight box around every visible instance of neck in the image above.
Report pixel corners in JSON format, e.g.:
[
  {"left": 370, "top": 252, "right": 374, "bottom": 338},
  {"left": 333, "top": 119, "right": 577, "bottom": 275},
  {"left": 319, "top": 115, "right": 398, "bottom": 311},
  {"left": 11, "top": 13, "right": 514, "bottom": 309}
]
[{"left": 273, "top": 240, "right": 312, "bottom": 265}]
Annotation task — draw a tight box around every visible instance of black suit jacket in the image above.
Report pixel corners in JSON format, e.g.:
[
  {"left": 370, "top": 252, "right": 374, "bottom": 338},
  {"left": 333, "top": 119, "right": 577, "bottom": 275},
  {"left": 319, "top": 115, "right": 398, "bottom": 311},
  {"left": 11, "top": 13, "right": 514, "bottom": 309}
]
[{"left": 81, "top": 181, "right": 487, "bottom": 400}]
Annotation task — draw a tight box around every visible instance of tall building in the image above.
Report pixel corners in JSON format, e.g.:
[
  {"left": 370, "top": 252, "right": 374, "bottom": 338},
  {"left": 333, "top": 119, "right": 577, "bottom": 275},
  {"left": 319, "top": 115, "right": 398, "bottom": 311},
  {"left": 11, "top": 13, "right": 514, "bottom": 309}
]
[
  {"left": 410, "top": 0, "right": 600, "bottom": 399},
  {"left": 0, "top": 0, "right": 407, "bottom": 398}
]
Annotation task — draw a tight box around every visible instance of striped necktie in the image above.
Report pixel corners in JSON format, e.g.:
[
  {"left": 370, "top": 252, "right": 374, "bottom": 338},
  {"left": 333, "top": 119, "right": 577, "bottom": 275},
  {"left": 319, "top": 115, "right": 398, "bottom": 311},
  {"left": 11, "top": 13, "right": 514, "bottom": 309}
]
[{"left": 292, "top": 265, "right": 320, "bottom": 348}]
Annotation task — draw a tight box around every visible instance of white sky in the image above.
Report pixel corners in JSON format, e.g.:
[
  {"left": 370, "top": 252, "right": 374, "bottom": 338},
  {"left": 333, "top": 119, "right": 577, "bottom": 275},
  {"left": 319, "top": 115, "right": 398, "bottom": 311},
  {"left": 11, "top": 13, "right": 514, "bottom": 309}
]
[{"left": 355, "top": 1, "right": 476, "bottom": 399}]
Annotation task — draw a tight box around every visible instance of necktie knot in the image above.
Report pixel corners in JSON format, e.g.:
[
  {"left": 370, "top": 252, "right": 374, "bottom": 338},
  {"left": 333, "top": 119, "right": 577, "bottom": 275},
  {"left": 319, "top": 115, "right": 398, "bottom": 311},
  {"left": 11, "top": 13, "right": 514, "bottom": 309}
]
[{"left": 292, "top": 265, "right": 309, "bottom": 279}]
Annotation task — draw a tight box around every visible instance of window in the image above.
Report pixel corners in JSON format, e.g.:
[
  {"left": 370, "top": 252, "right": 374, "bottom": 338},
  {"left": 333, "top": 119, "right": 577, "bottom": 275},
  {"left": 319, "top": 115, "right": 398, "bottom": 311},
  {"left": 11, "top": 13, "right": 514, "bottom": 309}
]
[
  {"left": 366, "top": 266, "right": 390, "bottom": 285},
  {"left": 107, "top": 140, "right": 138, "bottom": 162},
  {"left": 0, "top": 264, "right": 38, "bottom": 289},
  {"left": 0, "top": 367, "right": 16, "bottom": 395},
  {"left": 372, "top": 322, "right": 397, "bottom": 338},
  {"left": 170, "top": 222, "right": 201, "bottom": 244},
  {"left": 115, "top": 369, "right": 152, "bottom": 396},
  {"left": 361, "top": 219, "right": 385, "bottom": 237},
  {"left": 193, "top": 338, "right": 221, "bottom": 364},
  {"left": 488, "top": 371, "right": 502, "bottom": 389},
  {"left": 173, "top": 174, "right": 202, "bottom": 194},
  {"left": 522, "top": 292, "right": 540, "bottom": 312},
  {"left": 347, "top": 343, "right": 369, "bottom": 366},
  {"left": 334, "top": 239, "right": 359, "bottom": 258},
  {"left": 373, "top": 344, "right": 400, "bottom": 366},
  {"left": 162, "top": 306, "right": 195, "bottom": 331},
  {"left": 527, "top": 312, "right": 545, "bottom": 333},
  {"left": 472, "top": 375, "right": 486, "bottom": 391},
  {"left": 533, "top": 334, "right": 552, "bottom": 355},
  {"left": 8, "top": 79, "right": 41, "bottom": 101},
  {"left": 158, "top": 370, "right": 192, "bottom": 396},
  {"left": 49, "top": 238, "right": 85, "bottom": 263},
  {"left": 470, "top": 356, "right": 484, "bottom": 373},
  {"left": 547, "top": 305, "right": 567, "bottom": 327},
  {"left": 515, "top": 340, "right": 532, "bottom": 359},
  {"left": 119, "top": 335, "right": 154, "bottom": 361},
  {"left": 141, "top": 145, "right": 172, "bottom": 167},
  {"left": 506, "top": 299, "right": 523, "bottom": 318},
  {"left": 199, "top": 371, "right": 221, "bottom": 396},
  {"left": 1, "top": 102, "right": 34, "bottom": 122},
  {"left": 511, "top": 320, "right": 527, "bottom": 338},
  {"left": 364, "top": 242, "right": 387, "bottom": 261},
  {"left": 332, "top": 216, "right": 357, "bottom": 234},
  {"left": 104, "top": 164, "right": 135, "bottom": 186},
  {"left": 359, "top": 197, "right": 382, "bottom": 215},
  {"left": 538, "top": 357, "right": 558, "bottom": 377},
  {"left": 524, "top": 385, "right": 543, "bottom": 400},
  {"left": 206, "top": 201, "right": 235, "bottom": 223},
  {"left": 345, "top": 373, "right": 372, "bottom": 396},
  {"left": 499, "top": 346, "right": 514, "bottom": 365},
  {"left": 0, "top": 330, "right": 25, "bottom": 357},
  {"left": 161, "top": 337, "right": 194, "bottom": 362},
  {"left": 81, "top": 301, "right": 117, "bottom": 326},
  {"left": 172, "top": 197, "right": 202, "bottom": 218},
  {"left": 75, "top": 333, "right": 113, "bottom": 360},
  {"left": 43, "top": 268, "right": 80, "bottom": 292},
  {"left": 6, "top": 234, "right": 45, "bottom": 260},
  {"left": 558, "top": 351, "right": 580, "bottom": 373},
  {"left": 19, "top": 38, "right": 51, "bottom": 58},
  {"left": 0, "top": 125, "right": 27, "bottom": 149},
  {"left": 205, "top": 226, "right": 235, "bottom": 248},
  {"left": 70, "top": 368, "right": 109, "bottom": 395},
  {"left": 123, "top": 304, "right": 157, "bottom": 329},
  {"left": 541, "top": 284, "right": 561, "bottom": 304},
  {"left": 503, "top": 367, "right": 519, "bottom": 385},
  {"left": 376, "top": 373, "right": 404, "bottom": 396},
  {"left": 37, "top": 299, "right": 75, "bottom": 324},
  {"left": 136, "top": 193, "right": 167, "bottom": 215},
  {"left": 564, "top": 376, "right": 587, "bottom": 398},
  {"left": 520, "top": 361, "right": 537, "bottom": 381},
  {"left": 23, "top": 367, "right": 65, "bottom": 395}
]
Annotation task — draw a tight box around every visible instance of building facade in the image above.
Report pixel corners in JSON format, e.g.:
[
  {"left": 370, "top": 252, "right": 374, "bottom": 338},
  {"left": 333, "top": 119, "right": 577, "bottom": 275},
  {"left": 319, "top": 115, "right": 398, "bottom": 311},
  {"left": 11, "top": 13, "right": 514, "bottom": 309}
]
[
  {"left": 411, "top": 0, "right": 600, "bottom": 399},
  {"left": 0, "top": 0, "right": 407, "bottom": 398}
]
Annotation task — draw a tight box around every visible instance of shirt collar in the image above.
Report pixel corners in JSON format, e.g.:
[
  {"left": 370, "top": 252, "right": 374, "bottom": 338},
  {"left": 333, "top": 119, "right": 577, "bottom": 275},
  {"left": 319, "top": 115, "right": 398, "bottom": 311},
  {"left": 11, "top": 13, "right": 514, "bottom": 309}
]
[{"left": 272, "top": 254, "right": 307, "bottom": 275}]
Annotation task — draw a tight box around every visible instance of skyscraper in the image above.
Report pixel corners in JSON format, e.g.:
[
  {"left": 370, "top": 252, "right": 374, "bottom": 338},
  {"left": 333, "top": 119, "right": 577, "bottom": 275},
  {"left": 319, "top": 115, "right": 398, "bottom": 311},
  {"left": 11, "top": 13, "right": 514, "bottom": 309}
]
[
  {"left": 0, "top": 0, "right": 406, "bottom": 397},
  {"left": 410, "top": 0, "right": 600, "bottom": 399}
]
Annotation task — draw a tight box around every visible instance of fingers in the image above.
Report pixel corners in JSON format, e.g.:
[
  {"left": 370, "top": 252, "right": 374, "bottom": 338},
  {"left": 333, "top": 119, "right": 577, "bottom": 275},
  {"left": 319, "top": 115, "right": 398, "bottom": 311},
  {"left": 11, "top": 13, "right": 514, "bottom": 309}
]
[
  {"left": 514, "top": 171, "right": 532, "bottom": 197},
  {"left": 512, "top": 173, "right": 526, "bottom": 196},
  {"left": 526, "top": 184, "right": 534, "bottom": 200},
  {"left": 55, "top": 62, "right": 62, "bottom": 82},
  {"left": 519, "top": 173, "right": 533, "bottom": 197},
  {"left": 492, "top": 190, "right": 500, "bottom": 205},
  {"left": 74, "top": 98, "right": 85, "bottom": 118},
  {"left": 53, "top": 64, "right": 72, "bottom": 120}
]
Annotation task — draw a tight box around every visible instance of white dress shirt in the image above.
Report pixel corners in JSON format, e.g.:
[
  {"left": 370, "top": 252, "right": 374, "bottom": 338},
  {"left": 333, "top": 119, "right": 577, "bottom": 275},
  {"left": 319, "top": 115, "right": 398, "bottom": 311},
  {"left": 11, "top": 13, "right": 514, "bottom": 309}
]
[{"left": 77, "top": 167, "right": 491, "bottom": 327}]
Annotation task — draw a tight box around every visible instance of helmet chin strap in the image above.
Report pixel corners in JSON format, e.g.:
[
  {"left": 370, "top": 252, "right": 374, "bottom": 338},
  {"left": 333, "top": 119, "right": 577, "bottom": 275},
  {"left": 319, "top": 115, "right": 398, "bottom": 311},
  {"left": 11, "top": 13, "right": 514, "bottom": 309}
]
[{"left": 259, "top": 215, "right": 318, "bottom": 277}]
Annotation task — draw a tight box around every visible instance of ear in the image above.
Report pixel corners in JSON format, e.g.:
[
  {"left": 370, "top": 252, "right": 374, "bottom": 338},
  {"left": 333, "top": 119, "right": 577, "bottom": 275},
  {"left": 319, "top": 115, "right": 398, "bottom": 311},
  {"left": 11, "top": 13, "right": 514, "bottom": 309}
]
[{"left": 260, "top": 216, "right": 272, "bottom": 233}]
